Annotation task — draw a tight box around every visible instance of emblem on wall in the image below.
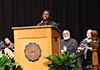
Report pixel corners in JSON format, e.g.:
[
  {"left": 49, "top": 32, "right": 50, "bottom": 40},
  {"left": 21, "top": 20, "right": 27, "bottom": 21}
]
[{"left": 24, "top": 42, "right": 41, "bottom": 61}]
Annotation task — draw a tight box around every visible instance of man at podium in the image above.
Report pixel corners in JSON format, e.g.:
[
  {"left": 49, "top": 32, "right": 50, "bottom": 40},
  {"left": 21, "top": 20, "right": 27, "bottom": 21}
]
[{"left": 37, "top": 9, "right": 58, "bottom": 28}]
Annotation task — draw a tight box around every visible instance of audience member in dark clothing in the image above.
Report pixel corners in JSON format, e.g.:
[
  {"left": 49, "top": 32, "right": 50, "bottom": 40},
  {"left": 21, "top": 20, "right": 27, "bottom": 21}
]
[
  {"left": 61, "top": 30, "right": 78, "bottom": 55},
  {"left": 61, "top": 30, "right": 82, "bottom": 70},
  {"left": 4, "top": 38, "right": 15, "bottom": 62},
  {"left": 77, "top": 29, "right": 92, "bottom": 69}
]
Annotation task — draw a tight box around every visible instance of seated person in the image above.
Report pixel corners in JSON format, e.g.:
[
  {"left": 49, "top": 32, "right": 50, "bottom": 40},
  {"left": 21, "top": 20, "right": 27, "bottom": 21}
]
[
  {"left": 36, "top": 9, "right": 58, "bottom": 28},
  {"left": 78, "top": 29, "right": 93, "bottom": 69},
  {"left": 4, "top": 38, "right": 15, "bottom": 62},
  {"left": 61, "top": 30, "right": 78, "bottom": 55},
  {"left": 61, "top": 30, "right": 82, "bottom": 70}
]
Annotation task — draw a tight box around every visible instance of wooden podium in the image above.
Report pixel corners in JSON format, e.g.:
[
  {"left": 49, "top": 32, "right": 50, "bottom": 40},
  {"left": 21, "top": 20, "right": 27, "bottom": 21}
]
[{"left": 12, "top": 25, "right": 62, "bottom": 70}]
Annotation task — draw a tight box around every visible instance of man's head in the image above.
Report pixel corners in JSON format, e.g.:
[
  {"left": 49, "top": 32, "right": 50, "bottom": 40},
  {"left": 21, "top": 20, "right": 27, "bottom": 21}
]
[
  {"left": 86, "top": 29, "right": 92, "bottom": 38},
  {"left": 42, "top": 9, "right": 51, "bottom": 21},
  {"left": 4, "top": 38, "right": 11, "bottom": 45},
  {"left": 62, "top": 30, "right": 70, "bottom": 40}
]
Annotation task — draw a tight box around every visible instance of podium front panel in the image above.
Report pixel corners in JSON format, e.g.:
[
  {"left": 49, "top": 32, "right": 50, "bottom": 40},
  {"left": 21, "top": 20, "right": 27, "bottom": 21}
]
[{"left": 12, "top": 26, "right": 61, "bottom": 70}]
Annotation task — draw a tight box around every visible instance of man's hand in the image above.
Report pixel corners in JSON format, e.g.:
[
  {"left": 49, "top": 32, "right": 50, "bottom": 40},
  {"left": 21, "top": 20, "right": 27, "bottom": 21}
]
[
  {"left": 86, "top": 46, "right": 92, "bottom": 50},
  {"left": 61, "top": 50, "right": 65, "bottom": 53},
  {"left": 78, "top": 46, "right": 86, "bottom": 50}
]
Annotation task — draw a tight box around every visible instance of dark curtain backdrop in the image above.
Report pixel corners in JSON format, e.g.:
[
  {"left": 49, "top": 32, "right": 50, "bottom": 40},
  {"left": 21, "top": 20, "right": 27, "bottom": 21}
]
[{"left": 0, "top": 0, "right": 100, "bottom": 44}]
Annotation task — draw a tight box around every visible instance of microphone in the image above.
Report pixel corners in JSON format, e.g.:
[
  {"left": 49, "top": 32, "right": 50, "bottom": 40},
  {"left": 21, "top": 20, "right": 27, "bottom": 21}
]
[
  {"left": 57, "top": 23, "right": 60, "bottom": 25},
  {"left": 39, "top": 20, "right": 44, "bottom": 26}
]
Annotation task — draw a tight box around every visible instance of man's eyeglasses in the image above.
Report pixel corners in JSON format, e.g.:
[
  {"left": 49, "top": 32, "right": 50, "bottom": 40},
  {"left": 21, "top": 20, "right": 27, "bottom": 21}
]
[{"left": 63, "top": 33, "right": 69, "bottom": 35}]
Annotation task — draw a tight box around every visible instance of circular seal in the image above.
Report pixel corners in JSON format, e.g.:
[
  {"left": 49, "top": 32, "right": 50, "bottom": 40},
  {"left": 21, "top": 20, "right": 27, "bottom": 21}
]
[{"left": 24, "top": 42, "right": 41, "bottom": 61}]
